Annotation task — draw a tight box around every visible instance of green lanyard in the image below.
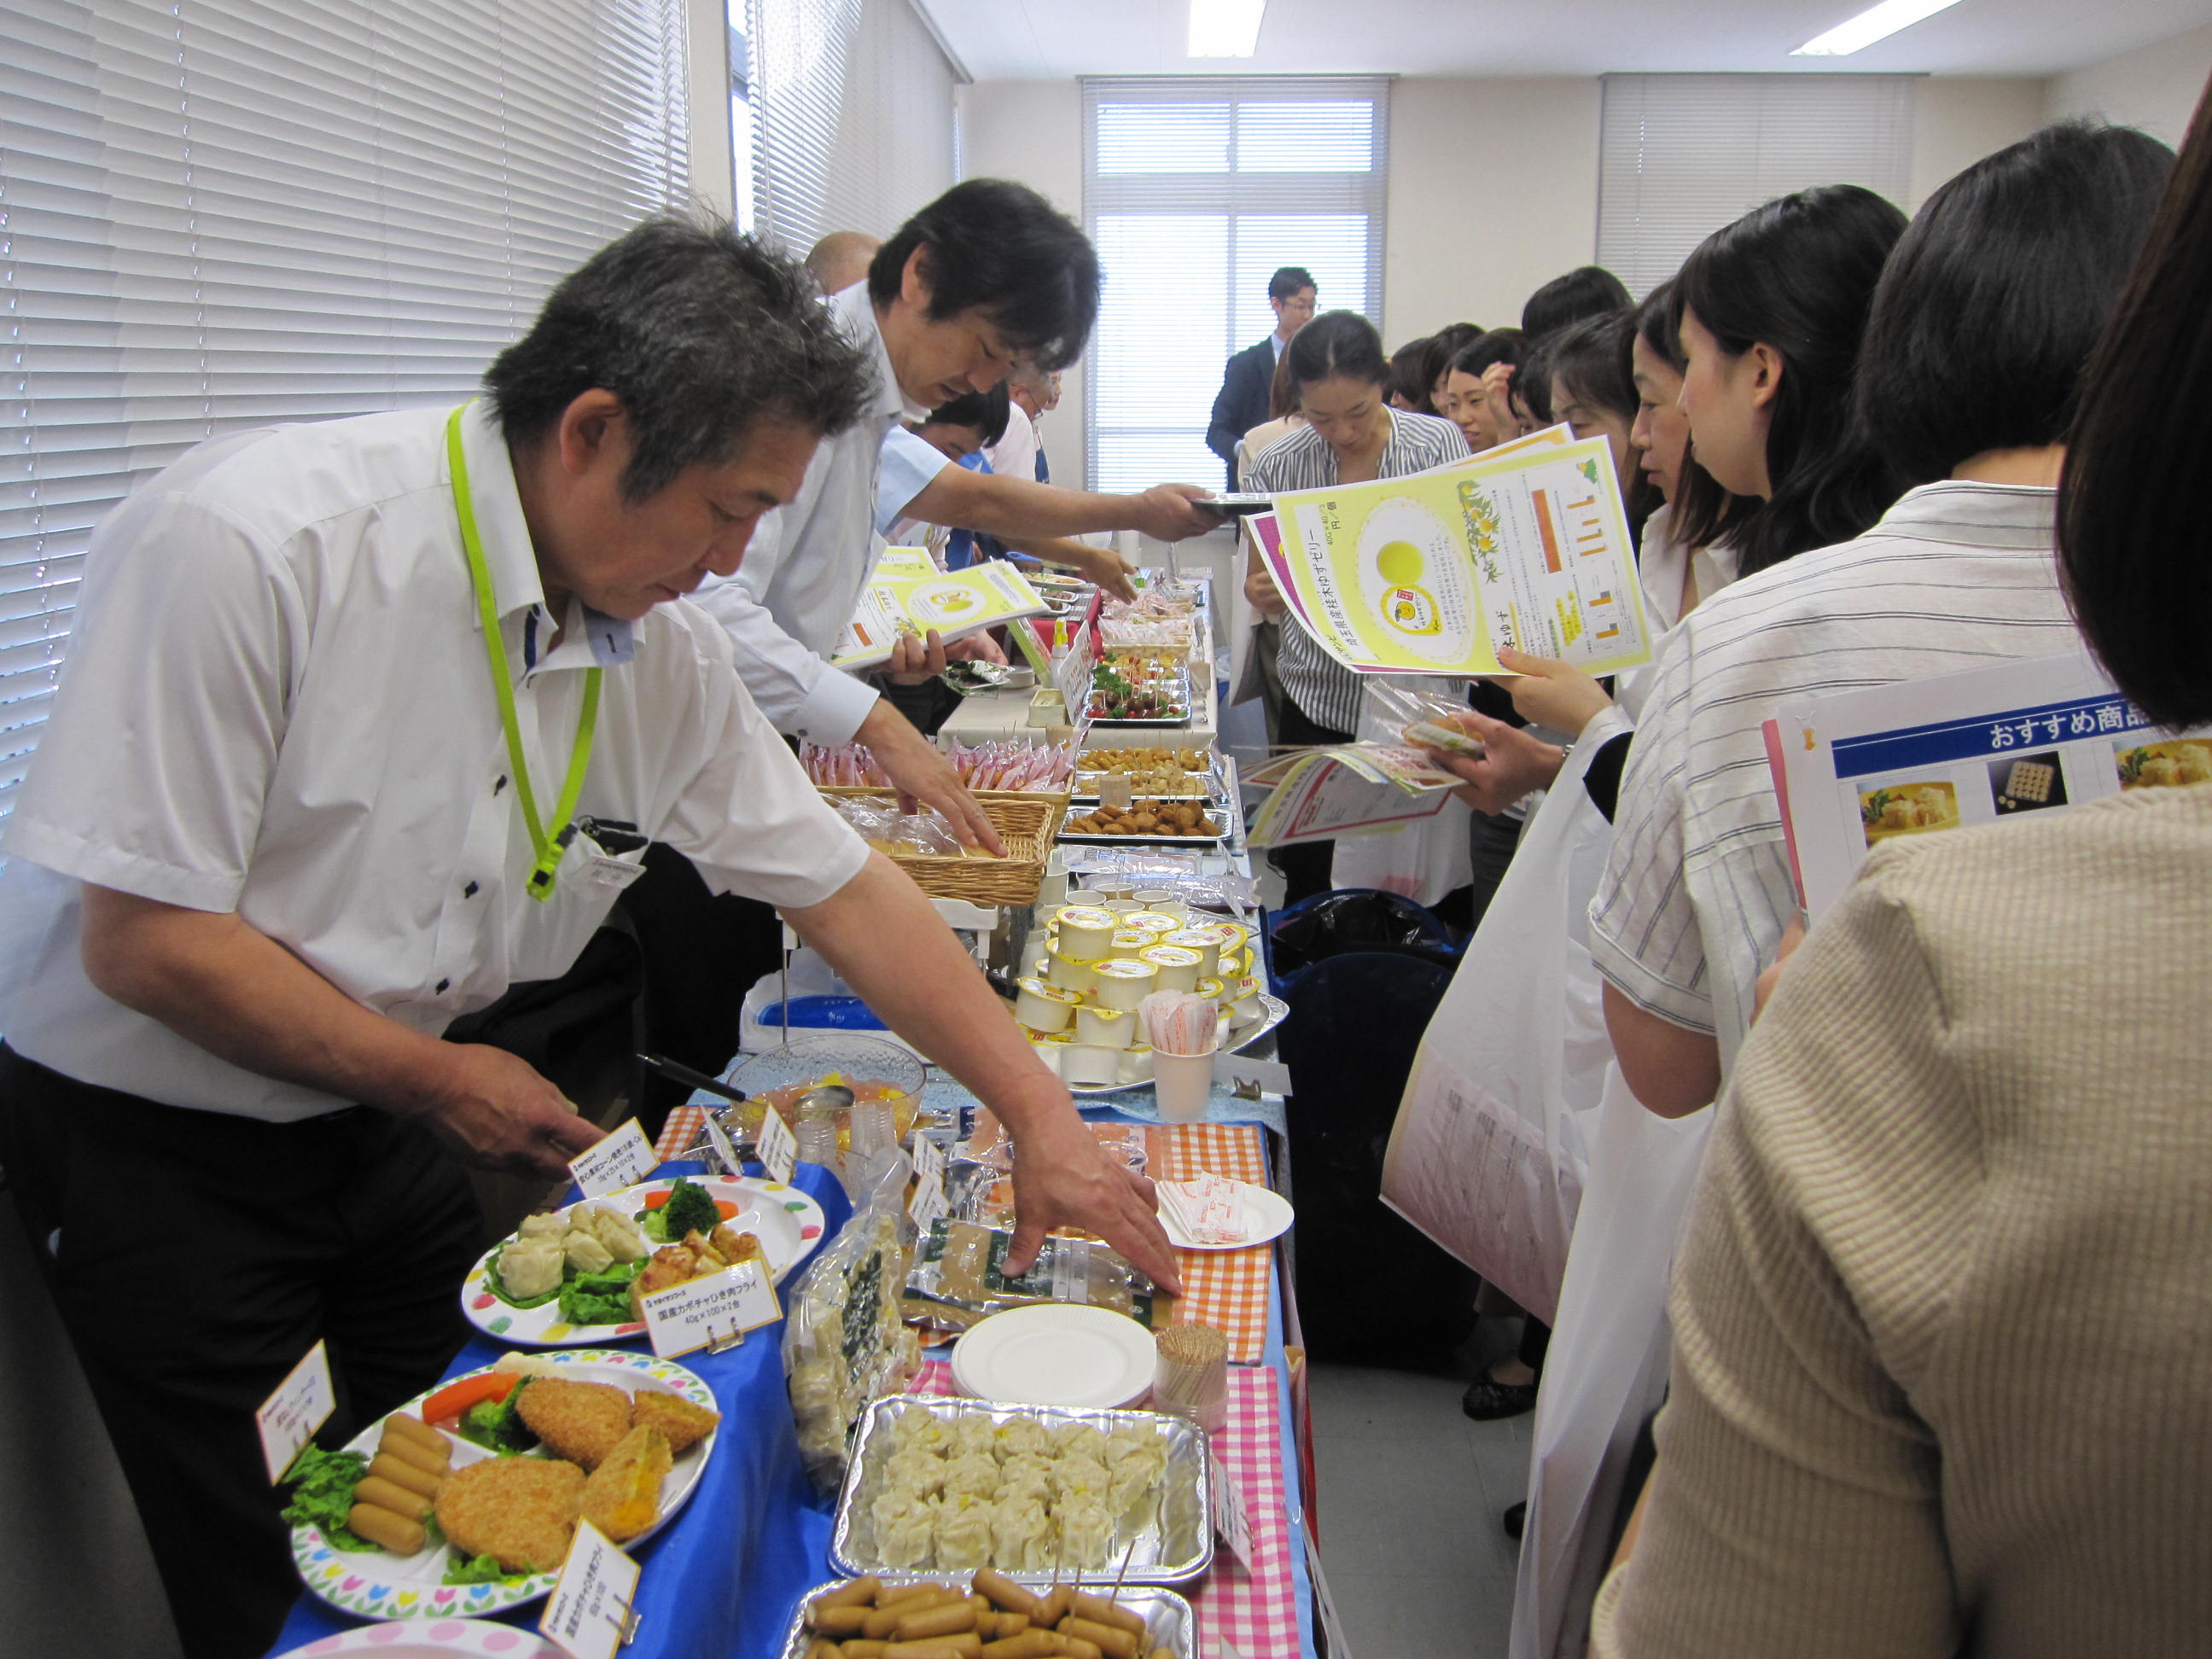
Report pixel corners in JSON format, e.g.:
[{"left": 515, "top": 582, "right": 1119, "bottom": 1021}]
[{"left": 447, "top": 403, "right": 602, "bottom": 902}]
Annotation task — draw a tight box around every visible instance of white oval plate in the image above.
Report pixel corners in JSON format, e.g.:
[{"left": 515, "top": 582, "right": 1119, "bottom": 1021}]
[
  {"left": 461, "top": 1175, "right": 825, "bottom": 1346},
  {"left": 951, "top": 1303, "right": 1157, "bottom": 1409},
  {"left": 1156, "top": 1179, "right": 1294, "bottom": 1251},
  {"left": 290, "top": 1349, "right": 717, "bottom": 1622},
  {"left": 275, "top": 1619, "right": 563, "bottom": 1656}
]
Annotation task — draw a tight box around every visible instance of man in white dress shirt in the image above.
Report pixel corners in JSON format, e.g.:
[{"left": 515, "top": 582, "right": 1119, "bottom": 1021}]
[{"left": 0, "top": 221, "right": 1176, "bottom": 1659}]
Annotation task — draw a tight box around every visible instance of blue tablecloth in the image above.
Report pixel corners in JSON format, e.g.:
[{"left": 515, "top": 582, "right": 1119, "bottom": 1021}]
[
  {"left": 687, "top": 1076, "right": 1287, "bottom": 1137},
  {"left": 268, "top": 1160, "right": 853, "bottom": 1659}
]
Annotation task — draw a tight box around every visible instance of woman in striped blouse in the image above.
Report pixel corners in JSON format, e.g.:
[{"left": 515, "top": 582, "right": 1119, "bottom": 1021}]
[{"left": 1242, "top": 310, "right": 1470, "bottom": 900}]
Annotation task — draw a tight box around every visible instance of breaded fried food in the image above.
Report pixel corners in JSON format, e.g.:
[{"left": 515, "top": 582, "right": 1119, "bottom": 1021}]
[
  {"left": 515, "top": 1377, "right": 633, "bottom": 1470},
  {"left": 433, "top": 1456, "right": 584, "bottom": 1574},
  {"left": 579, "top": 1424, "right": 672, "bottom": 1542},
  {"left": 630, "top": 1388, "right": 721, "bottom": 1456}
]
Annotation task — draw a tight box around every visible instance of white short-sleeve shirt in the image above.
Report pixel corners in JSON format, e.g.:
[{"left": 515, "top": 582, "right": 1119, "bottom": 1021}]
[
  {"left": 688, "top": 281, "right": 951, "bottom": 745},
  {"left": 1588, "top": 481, "right": 2078, "bottom": 1068},
  {"left": 0, "top": 402, "right": 871, "bottom": 1121}
]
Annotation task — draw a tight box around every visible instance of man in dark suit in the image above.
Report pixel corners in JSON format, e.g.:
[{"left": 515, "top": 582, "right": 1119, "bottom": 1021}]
[{"left": 1206, "top": 265, "right": 1316, "bottom": 486}]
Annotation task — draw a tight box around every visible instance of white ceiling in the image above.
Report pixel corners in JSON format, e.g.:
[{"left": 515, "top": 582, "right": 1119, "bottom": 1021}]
[{"left": 916, "top": 0, "right": 2212, "bottom": 81}]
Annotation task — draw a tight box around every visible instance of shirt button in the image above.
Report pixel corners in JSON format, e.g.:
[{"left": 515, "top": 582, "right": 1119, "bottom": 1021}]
[
  {"left": 463, "top": 881, "right": 480, "bottom": 899},
  {"left": 434, "top": 978, "right": 451, "bottom": 994},
  {"left": 493, "top": 775, "right": 507, "bottom": 795}
]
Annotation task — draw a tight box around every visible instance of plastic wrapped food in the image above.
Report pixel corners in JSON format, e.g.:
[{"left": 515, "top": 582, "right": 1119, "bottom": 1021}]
[
  {"left": 783, "top": 1155, "right": 923, "bottom": 1493},
  {"left": 908, "top": 1219, "right": 1155, "bottom": 1323}
]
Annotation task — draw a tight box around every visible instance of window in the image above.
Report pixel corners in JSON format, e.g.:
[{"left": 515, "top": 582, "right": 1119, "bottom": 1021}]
[
  {"left": 0, "top": 0, "right": 690, "bottom": 825},
  {"left": 1598, "top": 73, "right": 1917, "bottom": 298},
  {"left": 1083, "top": 77, "right": 1389, "bottom": 493},
  {"left": 744, "top": 0, "right": 962, "bottom": 256}
]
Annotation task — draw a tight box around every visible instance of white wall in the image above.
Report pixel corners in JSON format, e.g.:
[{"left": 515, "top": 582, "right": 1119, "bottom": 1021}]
[
  {"left": 957, "top": 79, "right": 1090, "bottom": 487},
  {"left": 1383, "top": 78, "right": 1604, "bottom": 342},
  {"left": 1908, "top": 78, "right": 2046, "bottom": 207},
  {"left": 684, "top": 0, "right": 736, "bottom": 218},
  {"left": 2047, "top": 23, "right": 2212, "bottom": 148}
]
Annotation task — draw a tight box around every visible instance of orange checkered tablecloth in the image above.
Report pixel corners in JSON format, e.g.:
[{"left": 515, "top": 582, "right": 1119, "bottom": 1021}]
[
  {"left": 655, "top": 1103, "right": 711, "bottom": 1161},
  {"left": 1148, "top": 1122, "right": 1274, "bottom": 1364}
]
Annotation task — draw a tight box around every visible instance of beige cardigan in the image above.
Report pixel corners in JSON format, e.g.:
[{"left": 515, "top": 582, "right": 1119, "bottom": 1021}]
[{"left": 1592, "top": 781, "right": 2212, "bottom": 1656}]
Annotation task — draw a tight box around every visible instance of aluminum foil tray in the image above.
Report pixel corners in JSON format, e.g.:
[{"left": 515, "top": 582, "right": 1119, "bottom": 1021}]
[
  {"left": 777, "top": 1578, "right": 1196, "bottom": 1659},
  {"left": 829, "top": 1394, "right": 1214, "bottom": 1585}
]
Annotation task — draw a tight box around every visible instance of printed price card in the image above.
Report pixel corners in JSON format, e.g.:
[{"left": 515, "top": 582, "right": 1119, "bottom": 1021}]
[
  {"left": 257, "top": 1338, "right": 335, "bottom": 1483},
  {"left": 639, "top": 1259, "right": 783, "bottom": 1359},
  {"left": 704, "top": 1111, "right": 742, "bottom": 1177},
  {"left": 911, "top": 1131, "right": 946, "bottom": 1188},
  {"left": 538, "top": 1518, "right": 641, "bottom": 1659},
  {"left": 569, "top": 1117, "right": 659, "bottom": 1198},
  {"left": 755, "top": 1103, "right": 799, "bottom": 1185},
  {"left": 908, "top": 1165, "right": 948, "bottom": 1234},
  {"left": 1212, "top": 1458, "right": 1255, "bottom": 1570}
]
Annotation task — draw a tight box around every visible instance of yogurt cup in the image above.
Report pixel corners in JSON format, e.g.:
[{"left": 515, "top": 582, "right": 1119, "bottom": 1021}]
[
  {"left": 1054, "top": 905, "right": 1119, "bottom": 959},
  {"left": 1014, "top": 976, "right": 1082, "bottom": 1034},
  {"left": 1138, "top": 945, "right": 1203, "bottom": 994},
  {"left": 1074, "top": 1003, "right": 1136, "bottom": 1049},
  {"left": 1162, "top": 928, "right": 1222, "bottom": 979},
  {"left": 1091, "top": 958, "right": 1161, "bottom": 1011}
]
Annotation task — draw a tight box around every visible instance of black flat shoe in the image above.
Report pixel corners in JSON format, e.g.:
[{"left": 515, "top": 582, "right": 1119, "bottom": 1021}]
[
  {"left": 1461, "top": 1374, "right": 1539, "bottom": 1420},
  {"left": 1502, "top": 1499, "right": 1526, "bottom": 1540}
]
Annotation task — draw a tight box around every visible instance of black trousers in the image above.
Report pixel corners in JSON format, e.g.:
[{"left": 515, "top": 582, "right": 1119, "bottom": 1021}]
[
  {"left": 0, "top": 1046, "right": 483, "bottom": 1659},
  {"left": 1269, "top": 696, "right": 1354, "bottom": 907}
]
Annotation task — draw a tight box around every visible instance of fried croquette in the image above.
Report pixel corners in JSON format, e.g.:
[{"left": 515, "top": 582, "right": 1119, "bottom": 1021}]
[
  {"left": 579, "top": 1424, "right": 672, "bottom": 1542},
  {"left": 630, "top": 1389, "right": 721, "bottom": 1456},
  {"left": 433, "top": 1456, "right": 585, "bottom": 1574},
  {"left": 515, "top": 1377, "right": 634, "bottom": 1470}
]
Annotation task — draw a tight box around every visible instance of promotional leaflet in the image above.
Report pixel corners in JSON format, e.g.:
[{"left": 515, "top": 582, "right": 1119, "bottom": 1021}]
[
  {"left": 830, "top": 551, "right": 1051, "bottom": 671},
  {"left": 1268, "top": 429, "right": 1651, "bottom": 678},
  {"left": 1243, "top": 744, "right": 1455, "bottom": 848},
  {"left": 1768, "top": 649, "right": 2212, "bottom": 918}
]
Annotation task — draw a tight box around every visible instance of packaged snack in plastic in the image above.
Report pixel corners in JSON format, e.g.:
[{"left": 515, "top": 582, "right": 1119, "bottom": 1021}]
[
  {"left": 907, "top": 1218, "right": 1155, "bottom": 1324},
  {"left": 783, "top": 1152, "right": 924, "bottom": 1492}
]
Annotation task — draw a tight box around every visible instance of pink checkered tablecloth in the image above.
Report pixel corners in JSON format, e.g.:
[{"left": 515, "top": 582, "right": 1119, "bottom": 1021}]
[{"left": 911, "top": 1360, "right": 1302, "bottom": 1659}]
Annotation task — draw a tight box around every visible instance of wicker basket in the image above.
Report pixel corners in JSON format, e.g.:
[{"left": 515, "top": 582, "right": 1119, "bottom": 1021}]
[{"left": 819, "top": 787, "right": 1069, "bottom": 906}]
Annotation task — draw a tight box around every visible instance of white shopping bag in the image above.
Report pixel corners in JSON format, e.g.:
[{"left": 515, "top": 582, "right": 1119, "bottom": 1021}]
[
  {"left": 1509, "top": 1069, "right": 1711, "bottom": 1659},
  {"left": 1329, "top": 675, "right": 1478, "bottom": 908},
  {"left": 1377, "top": 708, "right": 1623, "bottom": 1320}
]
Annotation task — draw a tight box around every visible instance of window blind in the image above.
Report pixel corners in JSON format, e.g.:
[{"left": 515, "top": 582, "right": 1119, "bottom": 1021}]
[
  {"left": 745, "top": 0, "right": 960, "bottom": 258},
  {"left": 1082, "top": 77, "right": 1389, "bottom": 495},
  {"left": 0, "top": 0, "right": 690, "bottom": 825},
  {"left": 1597, "top": 73, "right": 1917, "bottom": 299}
]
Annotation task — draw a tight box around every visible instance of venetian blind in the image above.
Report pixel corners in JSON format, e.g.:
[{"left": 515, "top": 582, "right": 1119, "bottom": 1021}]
[
  {"left": 1082, "top": 77, "right": 1389, "bottom": 494},
  {"left": 1597, "top": 73, "right": 1917, "bottom": 298},
  {"left": 0, "top": 0, "right": 690, "bottom": 824},
  {"left": 746, "top": 0, "right": 960, "bottom": 259}
]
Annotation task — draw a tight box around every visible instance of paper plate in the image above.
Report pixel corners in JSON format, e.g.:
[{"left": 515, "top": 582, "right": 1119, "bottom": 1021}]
[
  {"left": 950, "top": 1303, "right": 1158, "bottom": 1409},
  {"left": 461, "top": 1174, "right": 824, "bottom": 1346},
  {"left": 288, "top": 1349, "right": 717, "bottom": 1621},
  {"left": 1156, "top": 1179, "right": 1294, "bottom": 1251},
  {"left": 274, "top": 1620, "right": 563, "bottom": 1656}
]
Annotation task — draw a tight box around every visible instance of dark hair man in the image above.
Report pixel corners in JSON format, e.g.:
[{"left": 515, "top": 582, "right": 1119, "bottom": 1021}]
[
  {"left": 0, "top": 218, "right": 1179, "bottom": 1659},
  {"left": 1206, "top": 265, "right": 1318, "bottom": 487}
]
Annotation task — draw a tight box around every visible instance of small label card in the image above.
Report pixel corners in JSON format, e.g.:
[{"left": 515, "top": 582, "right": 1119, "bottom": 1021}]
[
  {"left": 704, "top": 1111, "right": 742, "bottom": 1177},
  {"left": 908, "top": 1165, "right": 948, "bottom": 1234},
  {"left": 569, "top": 1118, "right": 659, "bottom": 1198},
  {"left": 538, "top": 1518, "right": 641, "bottom": 1659},
  {"left": 257, "top": 1338, "right": 336, "bottom": 1483},
  {"left": 911, "top": 1131, "right": 946, "bottom": 1188},
  {"left": 639, "top": 1259, "right": 783, "bottom": 1359},
  {"left": 755, "top": 1102, "right": 799, "bottom": 1185},
  {"left": 1211, "top": 1458, "right": 1254, "bottom": 1570}
]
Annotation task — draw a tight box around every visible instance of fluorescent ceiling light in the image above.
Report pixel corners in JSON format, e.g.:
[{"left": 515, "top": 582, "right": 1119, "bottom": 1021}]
[
  {"left": 1189, "top": 0, "right": 1266, "bottom": 57},
  {"left": 1792, "top": 0, "right": 1963, "bottom": 55}
]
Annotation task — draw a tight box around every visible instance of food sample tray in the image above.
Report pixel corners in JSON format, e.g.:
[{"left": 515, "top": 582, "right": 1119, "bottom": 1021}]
[
  {"left": 777, "top": 1579, "right": 1197, "bottom": 1659},
  {"left": 829, "top": 1394, "right": 1214, "bottom": 1585}
]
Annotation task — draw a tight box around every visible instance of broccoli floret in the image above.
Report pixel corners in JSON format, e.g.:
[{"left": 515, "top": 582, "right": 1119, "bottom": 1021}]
[{"left": 657, "top": 1177, "right": 721, "bottom": 1241}]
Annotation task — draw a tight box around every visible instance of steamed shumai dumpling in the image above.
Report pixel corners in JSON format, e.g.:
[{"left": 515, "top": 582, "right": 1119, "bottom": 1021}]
[
  {"left": 950, "top": 1416, "right": 1001, "bottom": 1460},
  {"left": 934, "top": 1493, "right": 996, "bottom": 1569},
  {"left": 872, "top": 1491, "right": 935, "bottom": 1569},
  {"left": 942, "top": 1451, "right": 1003, "bottom": 1502}
]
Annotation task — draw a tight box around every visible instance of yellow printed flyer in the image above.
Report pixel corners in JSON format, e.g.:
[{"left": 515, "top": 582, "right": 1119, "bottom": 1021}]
[
  {"left": 830, "top": 551, "right": 1050, "bottom": 671},
  {"left": 1268, "top": 434, "right": 1653, "bottom": 678}
]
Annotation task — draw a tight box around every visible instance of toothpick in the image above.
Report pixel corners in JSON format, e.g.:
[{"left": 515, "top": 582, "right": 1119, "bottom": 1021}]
[{"left": 1109, "top": 1535, "right": 1138, "bottom": 1605}]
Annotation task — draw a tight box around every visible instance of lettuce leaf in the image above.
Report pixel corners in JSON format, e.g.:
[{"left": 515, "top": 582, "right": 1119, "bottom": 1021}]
[{"left": 280, "top": 1444, "right": 372, "bottom": 1551}]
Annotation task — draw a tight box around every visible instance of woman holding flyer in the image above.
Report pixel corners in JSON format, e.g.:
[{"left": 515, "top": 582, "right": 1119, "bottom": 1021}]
[
  {"left": 1241, "top": 309, "right": 1469, "bottom": 902},
  {"left": 1592, "top": 96, "right": 2212, "bottom": 1657}
]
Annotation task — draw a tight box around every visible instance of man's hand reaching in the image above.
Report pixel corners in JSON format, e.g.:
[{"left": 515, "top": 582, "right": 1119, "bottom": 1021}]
[
  {"left": 418, "top": 1043, "right": 603, "bottom": 1180},
  {"left": 1003, "top": 1109, "right": 1183, "bottom": 1295},
  {"left": 854, "top": 697, "right": 1007, "bottom": 855}
]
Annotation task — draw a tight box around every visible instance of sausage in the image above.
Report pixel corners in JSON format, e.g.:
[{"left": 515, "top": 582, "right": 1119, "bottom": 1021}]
[
  {"left": 1034, "top": 1587, "right": 1074, "bottom": 1629},
  {"left": 377, "top": 1414, "right": 450, "bottom": 1462},
  {"left": 809, "top": 1643, "right": 844, "bottom": 1659},
  {"left": 895, "top": 1604, "right": 978, "bottom": 1642},
  {"left": 839, "top": 1644, "right": 890, "bottom": 1659},
  {"left": 346, "top": 1501, "right": 425, "bottom": 1556},
  {"left": 972, "top": 1572, "right": 1050, "bottom": 1621},
  {"left": 1148, "top": 1650, "right": 1175, "bottom": 1659},
  {"left": 980, "top": 1634, "right": 1061, "bottom": 1659},
  {"left": 884, "top": 1639, "right": 981, "bottom": 1659},
  {"left": 375, "top": 1423, "right": 451, "bottom": 1477},
  {"left": 1069, "top": 1597, "right": 1146, "bottom": 1639},
  {"left": 365, "top": 1453, "right": 444, "bottom": 1501},
  {"left": 815, "top": 1579, "right": 883, "bottom": 1612},
  {"left": 868, "top": 1595, "right": 957, "bottom": 1641},
  {"left": 352, "top": 1475, "right": 430, "bottom": 1522},
  {"left": 811, "top": 1608, "right": 872, "bottom": 1637},
  {"left": 878, "top": 1585, "right": 951, "bottom": 1609},
  {"left": 986, "top": 1615, "right": 1030, "bottom": 1641},
  {"left": 1059, "top": 1619, "right": 1138, "bottom": 1659},
  {"left": 1057, "top": 1637, "right": 1102, "bottom": 1659}
]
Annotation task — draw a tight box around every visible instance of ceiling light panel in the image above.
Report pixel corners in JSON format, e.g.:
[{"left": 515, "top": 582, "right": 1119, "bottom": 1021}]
[
  {"left": 1189, "top": 0, "right": 1266, "bottom": 57},
  {"left": 1792, "top": 0, "right": 1965, "bottom": 56}
]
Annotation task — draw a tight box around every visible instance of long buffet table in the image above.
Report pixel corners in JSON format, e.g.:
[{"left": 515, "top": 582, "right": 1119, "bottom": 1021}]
[{"left": 269, "top": 1097, "right": 1318, "bottom": 1659}]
